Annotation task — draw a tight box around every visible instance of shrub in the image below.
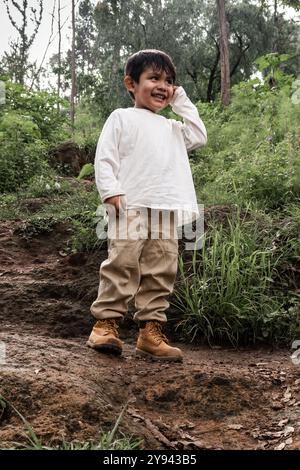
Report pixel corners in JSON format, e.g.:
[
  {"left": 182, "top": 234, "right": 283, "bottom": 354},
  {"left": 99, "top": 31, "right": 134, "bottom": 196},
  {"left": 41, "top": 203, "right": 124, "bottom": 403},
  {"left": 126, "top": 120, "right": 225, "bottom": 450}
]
[
  {"left": 0, "top": 112, "right": 49, "bottom": 193},
  {"left": 1, "top": 80, "right": 69, "bottom": 144},
  {"left": 193, "top": 74, "right": 300, "bottom": 210}
]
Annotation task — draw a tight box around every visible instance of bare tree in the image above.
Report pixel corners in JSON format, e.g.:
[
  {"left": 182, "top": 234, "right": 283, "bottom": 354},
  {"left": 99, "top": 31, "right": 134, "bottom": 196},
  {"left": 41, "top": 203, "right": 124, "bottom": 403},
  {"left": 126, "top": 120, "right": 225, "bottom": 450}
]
[
  {"left": 272, "top": 0, "right": 279, "bottom": 52},
  {"left": 3, "top": 0, "right": 43, "bottom": 84},
  {"left": 29, "top": 0, "right": 57, "bottom": 90},
  {"left": 70, "top": 0, "right": 77, "bottom": 132},
  {"left": 216, "top": 0, "right": 231, "bottom": 106},
  {"left": 57, "top": 0, "right": 62, "bottom": 111}
]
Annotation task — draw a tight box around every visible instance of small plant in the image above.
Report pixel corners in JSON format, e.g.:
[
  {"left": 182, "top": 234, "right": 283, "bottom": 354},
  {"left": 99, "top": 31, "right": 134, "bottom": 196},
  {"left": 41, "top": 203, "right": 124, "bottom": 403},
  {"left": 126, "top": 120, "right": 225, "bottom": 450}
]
[
  {"left": 15, "top": 215, "right": 62, "bottom": 238},
  {"left": 0, "top": 395, "right": 142, "bottom": 450},
  {"left": 70, "top": 217, "right": 105, "bottom": 252},
  {"left": 23, "top": 174, "right": 72, "bottom": 198},
  {"left": 0, "top": 396, "right": 7, "bottom": 422},
  {"left": 77, "top": 163, "right": 94, "bottom": 180}
]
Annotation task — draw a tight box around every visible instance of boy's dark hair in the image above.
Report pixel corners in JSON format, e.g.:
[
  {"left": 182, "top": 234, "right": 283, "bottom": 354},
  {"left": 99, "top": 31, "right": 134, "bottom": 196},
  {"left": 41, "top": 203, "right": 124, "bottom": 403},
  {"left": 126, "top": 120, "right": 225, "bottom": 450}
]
[{"left": 124, "top": 49, "right": 176, "bottom": 100}]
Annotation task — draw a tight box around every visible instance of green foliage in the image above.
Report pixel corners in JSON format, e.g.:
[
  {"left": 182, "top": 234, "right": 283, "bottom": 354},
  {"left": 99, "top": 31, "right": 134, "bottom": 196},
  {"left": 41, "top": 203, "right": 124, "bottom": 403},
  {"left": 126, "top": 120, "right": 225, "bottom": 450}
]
[
  {"left": 16, "top": 215, "right": 62, "bottom": 238},
  {"left": 57, "top": 435, "right": 142, "bottom": 450},
  {"left": 90, "top": 0, "right": 287, "bottom": 115},
  {"left": 6, "top": 180, "right": 105, "bottom": 253},
  {"left": 255, "top": 52, "right": 296, "bottom": 84},
  {"left": 1, "top": 80, "right": 70, "bottom": 143},
  {"left": 173, "top": 208, "right": 300, "bottom": 346},
  {"left": 70, "top": 213, "right": 104, "bottom": 252},
  {"left": 77, "top": 163, "right": 95, "bottom": 180},
  {"left": 193, "top": 71, "right": 300, "bottom": 210},
  {"left": 24, "top": 174, "right": 72, "bottom": 198},
  {"left": 255, "top": 52, "right": 291, "bottom": 73},
  {"left": 73, "top": 96, "right": 103, "bottom": 145},
  {"left": 0, "top": 193, "right": 20, "bottom": 219},
  {"left": 0, "top": 111, "right": 49, "bottom": 193},
  {"left": 279, "top": 0, "right": 300, "bottom": 10},
  {"left": 0, "top": 80, "right": 71, "bottom": 193}
]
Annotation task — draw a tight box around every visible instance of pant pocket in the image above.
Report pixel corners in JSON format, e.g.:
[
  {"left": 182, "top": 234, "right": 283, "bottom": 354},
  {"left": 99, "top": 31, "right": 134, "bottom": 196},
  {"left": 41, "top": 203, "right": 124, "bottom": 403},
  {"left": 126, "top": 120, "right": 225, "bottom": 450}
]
[{"left": 108, "top": 239, "right": 141, "bottom": 268}]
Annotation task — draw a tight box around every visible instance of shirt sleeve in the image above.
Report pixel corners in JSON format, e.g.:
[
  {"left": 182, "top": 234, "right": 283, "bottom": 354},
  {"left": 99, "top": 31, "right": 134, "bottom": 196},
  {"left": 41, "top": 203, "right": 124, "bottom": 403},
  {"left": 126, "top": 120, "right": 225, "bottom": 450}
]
[
  {"left": 94, "top": 110, "right": 126, "bottom": 202},
  {"left": 170, "top": 86, "right": 207, "bottom": 152}
]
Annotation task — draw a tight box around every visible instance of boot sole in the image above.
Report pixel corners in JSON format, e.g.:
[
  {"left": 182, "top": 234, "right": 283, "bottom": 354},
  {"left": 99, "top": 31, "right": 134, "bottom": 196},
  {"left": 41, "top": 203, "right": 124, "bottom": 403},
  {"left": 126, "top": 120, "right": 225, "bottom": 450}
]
[
  {"left": 86, "top": 340, "right": 122, "bottom": 355},
  {"left": 135, "top": 348, "right": 183, "bottom": 362}
]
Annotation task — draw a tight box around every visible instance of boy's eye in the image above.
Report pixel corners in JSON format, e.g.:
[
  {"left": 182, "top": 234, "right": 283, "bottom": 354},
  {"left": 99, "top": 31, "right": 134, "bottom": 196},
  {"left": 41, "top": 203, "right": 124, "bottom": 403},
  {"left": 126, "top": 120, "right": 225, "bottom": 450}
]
[{"left": 150, "top": 76, "right": 173, "bottom": 85}]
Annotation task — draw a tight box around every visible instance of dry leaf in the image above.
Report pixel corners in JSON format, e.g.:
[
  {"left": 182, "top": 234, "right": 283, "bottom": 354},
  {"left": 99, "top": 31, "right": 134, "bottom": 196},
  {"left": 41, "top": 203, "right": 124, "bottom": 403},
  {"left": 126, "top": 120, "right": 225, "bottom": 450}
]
[
  {"left": 278, "top": 418, "right": 289, "bottom": 427},
  {"left": 58, "top": 250, "right": 68, "bottom": 257},
  {"left": 271, "top": 402, "right": 284, "bottom": 410},
  {"left": 283, "top": 425, "right": 294, "bottom": 436},
  {"left": 274, "top": 442, "right": 286, "bottom": 450},
  {"left": 228, "top": 424, "right": 244, "bottom": 430}
]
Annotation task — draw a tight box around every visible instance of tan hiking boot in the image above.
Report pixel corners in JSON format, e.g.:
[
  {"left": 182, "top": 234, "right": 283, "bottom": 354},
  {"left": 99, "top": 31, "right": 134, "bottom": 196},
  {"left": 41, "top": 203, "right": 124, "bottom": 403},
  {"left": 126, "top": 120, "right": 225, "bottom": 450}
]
[
  {"left": 86, "top": 319, "right": 123, "bottom": 355},
  {"left": 136, "top": 321, "right": 183, "bottom": 362}
]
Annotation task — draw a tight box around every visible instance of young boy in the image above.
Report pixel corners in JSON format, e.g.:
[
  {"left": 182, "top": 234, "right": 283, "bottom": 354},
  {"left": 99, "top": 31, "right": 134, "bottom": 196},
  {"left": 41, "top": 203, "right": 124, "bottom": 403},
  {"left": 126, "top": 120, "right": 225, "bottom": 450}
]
[{"left": 87, "top": 49, "right": 207, "bottom": 362}]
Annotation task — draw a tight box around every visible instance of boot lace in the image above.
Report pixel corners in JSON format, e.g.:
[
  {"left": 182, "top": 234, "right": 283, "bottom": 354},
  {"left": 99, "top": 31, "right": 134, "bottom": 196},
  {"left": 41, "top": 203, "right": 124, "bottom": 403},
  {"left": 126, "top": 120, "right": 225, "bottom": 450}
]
[
  {"left": 95, "top": 319, "right": 118, "bottom": 336},
  {"left": 148, "top": 321, "right": 169, "bottom": 344}
]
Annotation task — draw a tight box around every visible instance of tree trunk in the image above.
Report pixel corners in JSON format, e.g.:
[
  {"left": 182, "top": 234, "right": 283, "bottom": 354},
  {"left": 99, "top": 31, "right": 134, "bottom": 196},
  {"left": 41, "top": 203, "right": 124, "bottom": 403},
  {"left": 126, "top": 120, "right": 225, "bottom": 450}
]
[
  {"left": 273, "top": 0, "right": 279, "bottom": 52},
  {"left": 217, "top": 0, "right": 231, "bottom": 106},
  {"left": 206, "top": 47, "right": 220, "bottom": 102},
  {"left": 70, "top": 0, "right": 76, "bottom": 132},
  {"left": 57, "top": 0, "right": 62, "bottom": 112}
]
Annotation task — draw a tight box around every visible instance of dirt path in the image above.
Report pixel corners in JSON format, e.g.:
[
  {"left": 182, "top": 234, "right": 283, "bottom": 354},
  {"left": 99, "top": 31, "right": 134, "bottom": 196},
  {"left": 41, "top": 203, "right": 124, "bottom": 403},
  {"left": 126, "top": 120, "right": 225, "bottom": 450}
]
[{"left": 0, "top": 220, "right": 299, "bottom": 450}]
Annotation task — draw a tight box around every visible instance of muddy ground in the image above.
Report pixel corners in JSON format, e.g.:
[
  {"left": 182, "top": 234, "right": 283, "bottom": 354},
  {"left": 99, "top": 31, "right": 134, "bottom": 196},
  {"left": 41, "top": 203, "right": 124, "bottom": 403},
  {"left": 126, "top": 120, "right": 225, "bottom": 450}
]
[{"left": 0, "top": 219, "right": 299, "bottom": 450}]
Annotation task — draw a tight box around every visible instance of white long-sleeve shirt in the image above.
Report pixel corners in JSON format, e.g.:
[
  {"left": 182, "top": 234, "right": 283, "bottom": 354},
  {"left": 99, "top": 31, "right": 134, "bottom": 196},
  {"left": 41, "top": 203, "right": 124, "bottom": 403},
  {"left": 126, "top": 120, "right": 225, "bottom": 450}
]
[{"left": 94, "top": 86, "right": 207, "bottom": 226}]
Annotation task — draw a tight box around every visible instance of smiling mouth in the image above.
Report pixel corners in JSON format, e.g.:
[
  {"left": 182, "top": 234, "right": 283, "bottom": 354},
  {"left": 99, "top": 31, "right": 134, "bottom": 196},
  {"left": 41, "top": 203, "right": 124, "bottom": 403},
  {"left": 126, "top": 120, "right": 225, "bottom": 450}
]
[{"left": 152, "top": 94, "right": 167, "bottom": 101}]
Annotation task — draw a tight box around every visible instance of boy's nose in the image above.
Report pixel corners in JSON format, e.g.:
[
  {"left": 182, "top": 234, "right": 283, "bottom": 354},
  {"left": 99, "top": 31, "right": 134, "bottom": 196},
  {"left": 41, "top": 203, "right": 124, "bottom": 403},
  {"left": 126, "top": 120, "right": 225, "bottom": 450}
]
[{"left": 157, "top": 83, "right": 167, "bottom": 92}]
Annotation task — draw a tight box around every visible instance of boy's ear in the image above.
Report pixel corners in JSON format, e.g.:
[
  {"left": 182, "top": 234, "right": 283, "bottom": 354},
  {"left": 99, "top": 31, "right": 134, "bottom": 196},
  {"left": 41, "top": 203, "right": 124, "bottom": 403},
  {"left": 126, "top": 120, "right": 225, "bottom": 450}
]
[{"left": 124, "top": 75, "right": 136, "bottom": 94}]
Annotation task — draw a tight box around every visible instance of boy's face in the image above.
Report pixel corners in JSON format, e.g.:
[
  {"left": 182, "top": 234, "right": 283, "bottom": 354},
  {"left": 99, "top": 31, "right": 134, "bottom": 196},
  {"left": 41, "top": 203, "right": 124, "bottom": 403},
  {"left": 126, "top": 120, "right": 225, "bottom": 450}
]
[{"left": 124, "top": 66, "right": 175, "bottom": 113}]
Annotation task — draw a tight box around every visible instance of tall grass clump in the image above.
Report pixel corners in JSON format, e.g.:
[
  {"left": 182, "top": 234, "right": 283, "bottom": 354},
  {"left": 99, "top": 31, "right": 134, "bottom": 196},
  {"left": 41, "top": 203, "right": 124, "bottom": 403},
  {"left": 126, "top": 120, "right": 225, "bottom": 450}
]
[{"left": 173, "top": 208, "right": 300, "bottom": 346}]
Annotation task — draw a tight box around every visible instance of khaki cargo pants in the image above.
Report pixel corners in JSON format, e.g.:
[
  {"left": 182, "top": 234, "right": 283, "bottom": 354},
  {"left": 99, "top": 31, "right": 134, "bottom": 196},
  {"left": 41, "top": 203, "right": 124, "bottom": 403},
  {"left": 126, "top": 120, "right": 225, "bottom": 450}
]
[{"left": 90, "top": 208, "right": 178, "bottom": 323}]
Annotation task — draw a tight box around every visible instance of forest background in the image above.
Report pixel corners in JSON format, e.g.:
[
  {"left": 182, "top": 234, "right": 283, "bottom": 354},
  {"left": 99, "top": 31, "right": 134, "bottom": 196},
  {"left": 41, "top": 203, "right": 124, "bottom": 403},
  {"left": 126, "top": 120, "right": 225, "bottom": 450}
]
[{"left": 0, "top": 0, "right": 300, "bottom": 346}]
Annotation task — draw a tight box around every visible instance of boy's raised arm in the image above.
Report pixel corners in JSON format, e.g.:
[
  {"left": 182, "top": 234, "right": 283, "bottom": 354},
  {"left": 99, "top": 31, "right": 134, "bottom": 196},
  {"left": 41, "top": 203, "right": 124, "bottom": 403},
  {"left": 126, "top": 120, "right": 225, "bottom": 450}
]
[
  {"left": 94, "top": 110, "right": 125, "bottom": 203},
  {"left": 170, "top": 86, "right": 207, "bottom": 152}
]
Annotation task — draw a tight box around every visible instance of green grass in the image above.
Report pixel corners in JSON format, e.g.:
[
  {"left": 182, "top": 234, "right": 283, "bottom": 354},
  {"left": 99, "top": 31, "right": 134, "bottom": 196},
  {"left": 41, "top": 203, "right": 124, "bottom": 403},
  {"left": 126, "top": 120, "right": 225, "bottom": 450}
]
[
  {"left": 0, "top": 395, "right": 142, "bottom": 450},
  {"left": 172, "top": 206, "right": 300, "bottom": 346},
  {"left": 0, "top": 179, "right": 106, "bottom": 252}
]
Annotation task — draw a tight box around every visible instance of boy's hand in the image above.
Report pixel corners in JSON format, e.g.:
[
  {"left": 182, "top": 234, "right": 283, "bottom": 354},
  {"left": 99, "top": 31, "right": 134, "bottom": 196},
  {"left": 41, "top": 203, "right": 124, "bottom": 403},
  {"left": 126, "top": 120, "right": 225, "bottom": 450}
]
[
  {"left": 104, "top": 195, "right": 121, "bottom": 216},
  {"left": 170, "top": 85, "right": 179, "bottom": 104}
]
